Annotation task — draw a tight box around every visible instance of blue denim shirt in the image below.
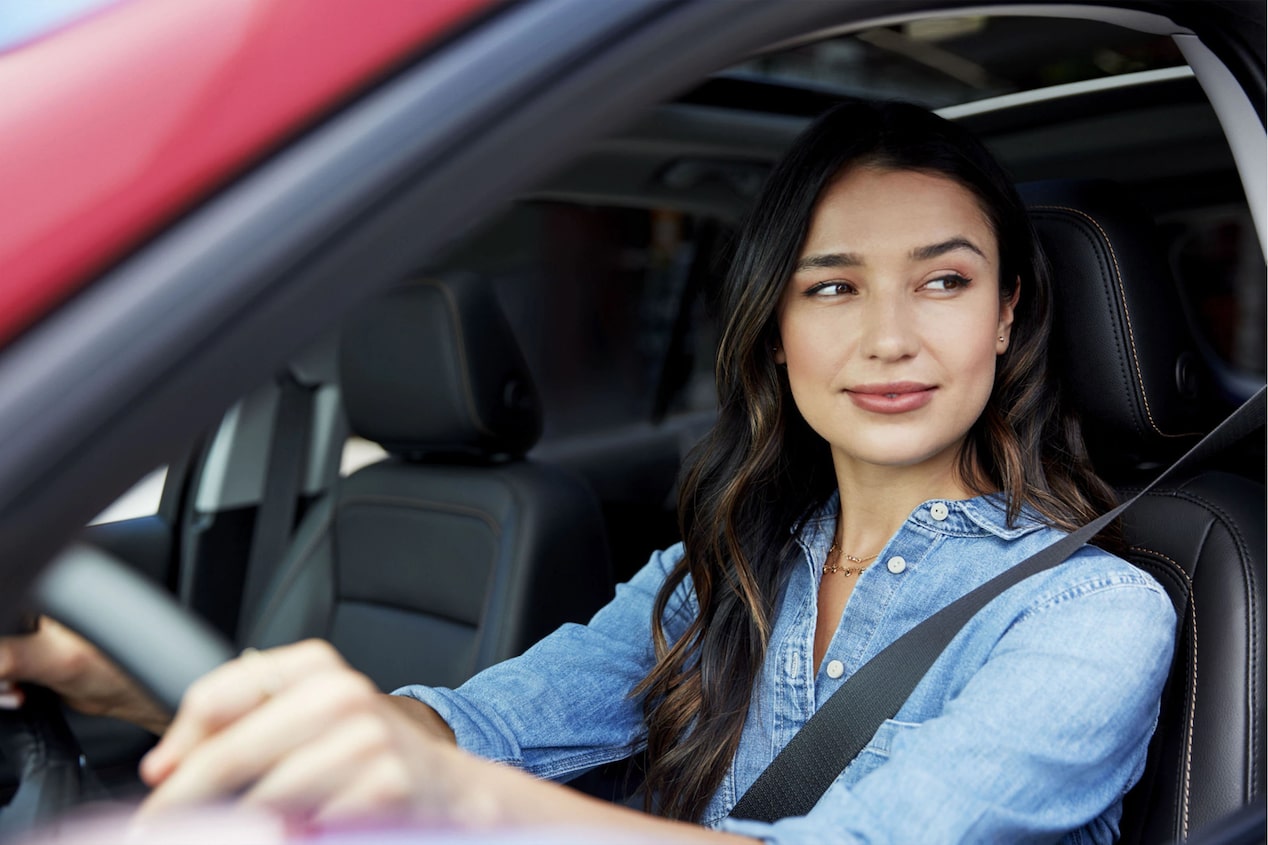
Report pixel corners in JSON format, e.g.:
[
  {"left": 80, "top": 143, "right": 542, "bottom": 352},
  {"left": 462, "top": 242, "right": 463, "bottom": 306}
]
[{"left": 395, "top": 494, "right": 1176, "bottom": 843}]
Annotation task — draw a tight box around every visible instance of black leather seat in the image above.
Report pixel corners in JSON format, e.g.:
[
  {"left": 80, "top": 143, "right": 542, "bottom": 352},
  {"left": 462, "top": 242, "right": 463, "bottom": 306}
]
[
  {"left": 1022, "top": 180, "right": 1265, "bottom": 844},
  {"left": 241, "top": 275, "right": 614, "bottom": 692}
]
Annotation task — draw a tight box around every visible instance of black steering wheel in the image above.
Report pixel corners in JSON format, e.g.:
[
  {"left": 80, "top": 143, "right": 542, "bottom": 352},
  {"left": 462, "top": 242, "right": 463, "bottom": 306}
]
[{"left": 0, "top": 544, "right": 234, "bottom": 833}]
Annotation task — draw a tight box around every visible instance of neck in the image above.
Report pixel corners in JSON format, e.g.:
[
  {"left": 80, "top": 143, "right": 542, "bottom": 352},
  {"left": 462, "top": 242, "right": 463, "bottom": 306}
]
[{"left": 831, "top": 450, "right": 979, "bottom": 557}]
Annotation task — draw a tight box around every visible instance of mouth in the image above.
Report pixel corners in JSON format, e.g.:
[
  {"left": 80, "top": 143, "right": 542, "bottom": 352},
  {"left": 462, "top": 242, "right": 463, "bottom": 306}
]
[
  {"left": 848, "top": 381, "right": 935, "bottom": 396},
  {"left": 845, "top": 382, "right": 936, "bottom": 414}
]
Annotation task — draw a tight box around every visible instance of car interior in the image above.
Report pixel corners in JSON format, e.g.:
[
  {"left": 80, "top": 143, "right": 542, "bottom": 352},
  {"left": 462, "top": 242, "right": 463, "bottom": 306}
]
[{"left": 2, "top": 8, "right": 1263, "bottom": 844}]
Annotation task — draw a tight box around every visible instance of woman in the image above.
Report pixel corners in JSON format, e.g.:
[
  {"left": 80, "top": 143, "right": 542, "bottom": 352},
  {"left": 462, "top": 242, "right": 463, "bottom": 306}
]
[{"left": 0, "top": 99, "right": 1175, "bottom": 842}]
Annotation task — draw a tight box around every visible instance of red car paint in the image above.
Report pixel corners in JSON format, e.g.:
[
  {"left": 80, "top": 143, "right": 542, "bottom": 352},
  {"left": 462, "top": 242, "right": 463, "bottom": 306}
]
[{"left": 0, "top": 0, "right": 498, "bottom": 345}]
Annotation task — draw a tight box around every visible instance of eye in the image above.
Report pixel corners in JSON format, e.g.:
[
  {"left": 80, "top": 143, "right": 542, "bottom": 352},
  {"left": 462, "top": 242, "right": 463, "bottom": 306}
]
[
  {"left": 804, "top": 281, "right": 857, "bottom": 298},
  {"left": 922, "top": 274, "right": 972, "bottom": 292}
]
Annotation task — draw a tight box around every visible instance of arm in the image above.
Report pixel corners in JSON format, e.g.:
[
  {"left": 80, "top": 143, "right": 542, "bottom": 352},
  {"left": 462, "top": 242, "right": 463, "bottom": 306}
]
[
  {"left": 0, "top": 616, "right": 169, "bottom": 734},
  {"left": 393, "top": 543, "right": 695, "bottom": 777},
  {"left": 138, "top": 638, "right": 749, "bottom": 841},
  {"left": 136, "top": 545, "right": 723, "bottom": 832},
  {"left": 385, "top": 693, "right": 454, "bottom": 744}
]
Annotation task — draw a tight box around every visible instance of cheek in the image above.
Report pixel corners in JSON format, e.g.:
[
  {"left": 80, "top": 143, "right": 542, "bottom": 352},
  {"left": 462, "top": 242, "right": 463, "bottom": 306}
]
[
  {"left": 935, "top": 312, "right": 1003, "bottom": 386},
  {"left": 781, "top": 327, "right": 848, "bottom": 385}
]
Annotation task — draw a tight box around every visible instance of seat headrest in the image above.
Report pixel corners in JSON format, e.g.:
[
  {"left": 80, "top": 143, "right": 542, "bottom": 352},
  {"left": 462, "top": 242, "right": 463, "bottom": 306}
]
[
  {"left": 1022, "top": 180, "right": 1222, "bottom": 467},
  {"left": 338, "top": 275, "right": 542, "bottom": 460}
]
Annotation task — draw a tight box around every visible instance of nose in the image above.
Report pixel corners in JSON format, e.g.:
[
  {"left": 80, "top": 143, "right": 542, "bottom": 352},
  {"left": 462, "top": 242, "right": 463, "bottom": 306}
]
[{"left": 859, "top": 289, "right": 919, "bottom": 361}]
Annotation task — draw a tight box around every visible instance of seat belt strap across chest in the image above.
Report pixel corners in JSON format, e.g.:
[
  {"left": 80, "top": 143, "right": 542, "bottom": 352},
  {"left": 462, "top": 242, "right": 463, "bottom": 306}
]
[{"left": 729, "top": 387, "right": 1266, "bottom": 824}]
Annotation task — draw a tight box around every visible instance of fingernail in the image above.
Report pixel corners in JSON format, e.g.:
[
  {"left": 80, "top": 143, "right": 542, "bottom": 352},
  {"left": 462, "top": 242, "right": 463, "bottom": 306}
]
[{"left": 0, "top": 691, "right": 23, "bottom": 709}]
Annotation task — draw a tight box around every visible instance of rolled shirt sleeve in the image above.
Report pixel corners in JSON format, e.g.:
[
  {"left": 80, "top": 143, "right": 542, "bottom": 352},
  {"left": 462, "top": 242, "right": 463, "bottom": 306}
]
[{"left": 394, "top": 543, "right": 694, "bottom": 781}]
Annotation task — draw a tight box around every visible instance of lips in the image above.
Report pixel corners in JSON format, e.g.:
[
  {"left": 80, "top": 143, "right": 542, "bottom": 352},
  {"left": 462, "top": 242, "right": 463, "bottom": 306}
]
[{"left": 845, "top": 382, "right": 936, "bottom": 414}]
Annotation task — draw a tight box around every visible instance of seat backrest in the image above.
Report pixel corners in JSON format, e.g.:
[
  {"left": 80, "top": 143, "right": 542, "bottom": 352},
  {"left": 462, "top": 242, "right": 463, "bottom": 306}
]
[
  {"left": 1022, "top": 180, "right": 1265, "bottom": 844},
  {"left": 242, "top": 275, "right": 615, "bottom": 692}
]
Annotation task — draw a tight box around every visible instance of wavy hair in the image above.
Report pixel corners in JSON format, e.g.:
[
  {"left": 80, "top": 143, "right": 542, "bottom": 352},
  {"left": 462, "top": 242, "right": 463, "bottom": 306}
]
[{"left": 633, "top": 99, "right": 1119, "bottom": 822}]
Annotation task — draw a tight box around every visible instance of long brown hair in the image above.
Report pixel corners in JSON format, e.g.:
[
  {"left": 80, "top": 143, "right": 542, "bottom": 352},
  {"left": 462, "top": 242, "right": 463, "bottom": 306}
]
[{"left": 633, "top": 99, "right": 1119, "bottom": 822}]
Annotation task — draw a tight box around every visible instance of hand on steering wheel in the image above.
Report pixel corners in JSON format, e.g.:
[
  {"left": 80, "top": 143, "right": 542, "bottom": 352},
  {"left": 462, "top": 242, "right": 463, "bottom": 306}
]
[
  {"left": 0, "top": 617, "right": 167, "bottom": 734},
  {"left": 0, "top": 544, "right": 234, "bottom": 832}
]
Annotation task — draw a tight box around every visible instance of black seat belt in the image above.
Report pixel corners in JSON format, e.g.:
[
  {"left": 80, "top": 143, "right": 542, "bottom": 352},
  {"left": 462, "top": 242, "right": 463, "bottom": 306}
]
[
  {"left": 730, "top": 386, "right": 1266, "bottom": 823},
  {"left": 235, "top": 373, "right": 314, "bottom": 642}
]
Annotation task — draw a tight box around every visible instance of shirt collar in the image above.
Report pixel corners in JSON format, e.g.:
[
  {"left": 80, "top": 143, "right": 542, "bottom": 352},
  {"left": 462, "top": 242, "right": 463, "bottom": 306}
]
[{"left": 794, "top": 489, "right": 1047, "bottom": 544}]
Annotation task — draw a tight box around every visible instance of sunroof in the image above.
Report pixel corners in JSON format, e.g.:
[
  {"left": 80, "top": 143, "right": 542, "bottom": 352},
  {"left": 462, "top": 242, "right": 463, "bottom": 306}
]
[{"left": 724, "top": 16, "right": 1187, "bottom": 109}]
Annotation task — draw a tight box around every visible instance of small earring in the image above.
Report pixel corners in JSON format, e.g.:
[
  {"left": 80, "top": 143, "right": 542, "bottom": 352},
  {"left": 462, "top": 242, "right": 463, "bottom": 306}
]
[{"left": 998, "top": 335, "right": 1005, "bottom": 342}]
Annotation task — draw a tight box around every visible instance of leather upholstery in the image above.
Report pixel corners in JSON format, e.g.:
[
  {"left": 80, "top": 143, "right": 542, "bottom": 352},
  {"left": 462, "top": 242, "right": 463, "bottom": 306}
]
[
  {"left": 1119, "top": 473, "right": 1265, "bottom": 844},
  {"left": 1022, "top": 180, "right": 1220, "bottom": 468},
  {"left": 1025, "top": 181, "right": 1265, "bottom": 843},
  {"left": 339, "top": 276, "right": 542, "bottom": 460},
  {"left": 244, "top": 276, "right": 613, "bottom": 692}
]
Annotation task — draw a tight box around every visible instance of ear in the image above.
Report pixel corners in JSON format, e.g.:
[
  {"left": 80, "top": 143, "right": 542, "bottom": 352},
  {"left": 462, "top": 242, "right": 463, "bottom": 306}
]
[
  {"left": 774, "top": 343, "right": 786, "bottom": 365},
  {"left": 997, "top": 278, "right": 1020, "bottom": 353}
]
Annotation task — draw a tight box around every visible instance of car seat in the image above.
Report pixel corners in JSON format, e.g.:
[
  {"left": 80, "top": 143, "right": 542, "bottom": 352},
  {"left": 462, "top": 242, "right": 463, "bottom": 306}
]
[
  {"left": 239, "top": 274, "right": 615, "bottom": 692},
  {"left": 1021, "top": 180, "right": 1265, "bottom": 843}
]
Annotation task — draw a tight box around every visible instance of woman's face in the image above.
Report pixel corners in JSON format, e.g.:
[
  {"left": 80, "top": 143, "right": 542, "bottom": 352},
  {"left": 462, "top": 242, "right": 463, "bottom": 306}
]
[{"left": 776, "top": 166, "right": 1017, "bottom": 484}]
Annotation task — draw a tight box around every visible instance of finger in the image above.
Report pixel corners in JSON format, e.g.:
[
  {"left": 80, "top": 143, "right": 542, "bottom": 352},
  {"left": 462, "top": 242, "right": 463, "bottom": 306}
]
[
  {"left": 141, "top": 640, "right": 343, "bottom": 785},
  {"left": 139, "top": 661, "right": 280, "bottom": 787},
  {"left": 310, "top": 756, "right": 423, "bottom": 827},
  {"left": 310, "top": 749, "right": 501, "bottom": 831},
  {"left": 241, "top": 713, "right": 409, "bottom": 818},
  {"left": 138, "top": 666, "right": 379, "bottom": 816}
]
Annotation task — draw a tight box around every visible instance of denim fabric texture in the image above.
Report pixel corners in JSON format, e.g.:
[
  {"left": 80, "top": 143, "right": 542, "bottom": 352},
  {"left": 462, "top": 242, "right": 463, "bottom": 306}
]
[{"left": 395, "top": 493, "right": 1176, "bottom": 843}]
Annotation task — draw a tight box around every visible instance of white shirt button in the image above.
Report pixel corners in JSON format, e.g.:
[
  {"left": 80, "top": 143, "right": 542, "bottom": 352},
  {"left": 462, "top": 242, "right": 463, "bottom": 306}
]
[
  {"left": 886, "top": 556, "right": 907, "bottom": 574},
  {"left": 825, "top": 659, "right": 845, "bottom": 679},
  {"left": 929, "top": 502, "right": 949, "bottom": 521}
]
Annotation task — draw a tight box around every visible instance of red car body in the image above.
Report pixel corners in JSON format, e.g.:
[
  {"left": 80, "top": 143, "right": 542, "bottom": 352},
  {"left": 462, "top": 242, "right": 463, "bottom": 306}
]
[{"left": 0, "top": 0, "right": 495, "bottom": 344}]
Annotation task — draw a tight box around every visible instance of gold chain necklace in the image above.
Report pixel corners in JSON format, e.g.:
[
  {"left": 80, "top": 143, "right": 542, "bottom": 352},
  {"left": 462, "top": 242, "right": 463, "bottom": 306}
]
[{"left": 822, "top": 541, "right": 879, "bottom": 577}]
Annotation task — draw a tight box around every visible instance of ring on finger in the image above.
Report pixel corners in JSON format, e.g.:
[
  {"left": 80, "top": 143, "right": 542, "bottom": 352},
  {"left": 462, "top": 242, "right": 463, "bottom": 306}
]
[{"left": 239, "top": 647, "right": 284, "bottom": 701}]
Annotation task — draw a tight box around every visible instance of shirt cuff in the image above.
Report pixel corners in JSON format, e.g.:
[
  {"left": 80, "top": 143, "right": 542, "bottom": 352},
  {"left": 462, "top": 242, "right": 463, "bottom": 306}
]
[{"left": 392, "top": 684, "right": 521, "bottom": 765}]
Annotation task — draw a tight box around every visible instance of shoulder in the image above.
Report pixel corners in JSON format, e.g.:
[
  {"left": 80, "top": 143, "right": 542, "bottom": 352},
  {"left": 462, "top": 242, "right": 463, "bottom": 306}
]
[
  {"left": 633, "top": 540, "right": 686, "bottom": 585},
  {"left": 624, "top": 541, "right": 698, "bottom": 622},
  {"left": 1006, "top": 535, "right": 1177, "bottom": 635}
]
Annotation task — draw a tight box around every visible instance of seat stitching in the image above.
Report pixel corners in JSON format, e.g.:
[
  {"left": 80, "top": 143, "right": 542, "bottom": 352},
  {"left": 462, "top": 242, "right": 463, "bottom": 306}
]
[
  {"left": 1031, "top": 207, "right": 1135, "bottom": 432},
  {"left": 1031, "top": 205, "right": 1199, "bottom": 439},
  {"left": 1130, "top": 545, "right": 1195, "bottom": 842},
  {"left": 339, "top": 494, "right": 501, "bottom": 537},
  {"left": 1167, "top": 488, "right": 1261, "bottom": 795}
]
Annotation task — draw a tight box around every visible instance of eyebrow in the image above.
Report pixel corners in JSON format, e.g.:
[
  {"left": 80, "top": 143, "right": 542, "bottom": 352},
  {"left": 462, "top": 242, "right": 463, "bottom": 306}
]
[
  {"left": 794, "top": 251, "right": 863, "bottom": 271},
  {"left": 794, "top": 236, "right": 986, "bottom": 272},
  {"left": 909, "top": 237, "right": 986, "bottom": 262}
]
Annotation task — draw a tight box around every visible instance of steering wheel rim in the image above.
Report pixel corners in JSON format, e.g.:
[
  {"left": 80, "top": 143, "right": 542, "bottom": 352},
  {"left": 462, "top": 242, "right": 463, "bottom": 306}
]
[
  {"left": 0, "top": 544, "right": 234, "bottom": 830},
  {"left": 33, "top": 544, "right": 235, "bottom": 715}
]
